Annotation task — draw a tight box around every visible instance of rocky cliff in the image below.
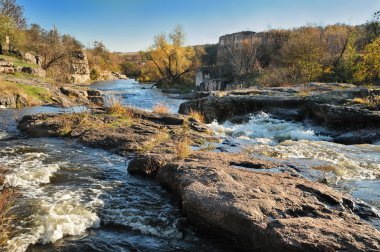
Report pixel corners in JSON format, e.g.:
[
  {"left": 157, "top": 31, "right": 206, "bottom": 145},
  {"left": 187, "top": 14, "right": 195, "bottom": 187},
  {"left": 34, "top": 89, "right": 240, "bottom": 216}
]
[{"left": 69, "top": 51, "right": 91, "bottom": 83}]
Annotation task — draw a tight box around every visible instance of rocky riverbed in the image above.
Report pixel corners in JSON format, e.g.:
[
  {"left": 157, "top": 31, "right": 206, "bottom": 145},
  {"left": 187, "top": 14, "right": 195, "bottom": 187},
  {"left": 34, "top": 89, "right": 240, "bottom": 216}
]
[
  {"left": 179, "top": 83, "right": 380, "bottom": 144},
  {"left": 17, "top": 105, "right": 380, "bottom": 251}
]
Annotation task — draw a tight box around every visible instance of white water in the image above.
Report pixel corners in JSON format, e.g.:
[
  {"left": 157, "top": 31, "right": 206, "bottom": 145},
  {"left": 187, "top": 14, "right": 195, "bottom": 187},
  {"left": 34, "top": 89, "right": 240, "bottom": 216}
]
[
  {"left": 0, "top": 130, "right": 8, "bottom": 139},
  {"left": 208, "top": 112, "right": 332, "bottom": 145},
  {"left": 1, "top": 145, "right": 101, "bottom": 251},
  {"left": 208, "top": 112, "right": 380, "bottom": 181}
]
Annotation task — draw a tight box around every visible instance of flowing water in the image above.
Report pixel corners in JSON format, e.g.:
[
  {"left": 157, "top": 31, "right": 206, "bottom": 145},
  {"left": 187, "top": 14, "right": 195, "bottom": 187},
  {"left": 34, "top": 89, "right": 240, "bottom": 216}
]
[
  {"left": 1, "top": 79, "right": 380, "bottom": 251},
  {"left": 0, "top": 80, "right": 229, "bottom": 252},
  {"left": 208, "top": 112, "right": 380, "bottom": 212}
]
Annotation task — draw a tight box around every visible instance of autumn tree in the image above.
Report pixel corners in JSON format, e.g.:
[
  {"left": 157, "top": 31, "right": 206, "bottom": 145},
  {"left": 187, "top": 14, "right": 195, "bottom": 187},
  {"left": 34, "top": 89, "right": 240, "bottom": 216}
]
[
  {"left": 354, "top": 37, "right": 380, "bottom": 84},
  {"left": 0, "top": 14, "right": 18, "bottom": 53},
  {"left": 86, "top": 41, "right": 121, "bottom": 74},
  {"left": 280, "top": 27, "right": 325, "bottom": 83},
  {"left": 0, "top": 0, "right": 26, "bottom": 28},
  {"left": 142, "top": 25, "right": 204, "bottom": 86}
]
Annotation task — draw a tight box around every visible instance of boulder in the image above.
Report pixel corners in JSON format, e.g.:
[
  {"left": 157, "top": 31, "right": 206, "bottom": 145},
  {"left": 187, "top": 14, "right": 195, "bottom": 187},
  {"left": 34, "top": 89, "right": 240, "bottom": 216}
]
[
  {"left": 128, "top": 154, "right": 380, "bottom": 252},
  {"left": 20, "top": 67, "right": 46, "bottom": 78}
]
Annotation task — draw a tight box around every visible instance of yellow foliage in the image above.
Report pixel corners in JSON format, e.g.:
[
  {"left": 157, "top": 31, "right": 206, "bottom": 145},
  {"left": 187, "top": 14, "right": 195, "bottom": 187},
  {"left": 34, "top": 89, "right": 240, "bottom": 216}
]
[
  {"left": 175, "top": 137, "right": 192, "bottom": 160},
  {"left": 189, "top": 109, "right": 205, "bottom": 123},
  {"left": 354, "top": 37, "right": 380, "bottom": 83},
  {"left": 141, "top": 26, "right": 203, "bottom": 85},
  {"left": 153, "top": 103, "right": 169, "bottom": 114}
]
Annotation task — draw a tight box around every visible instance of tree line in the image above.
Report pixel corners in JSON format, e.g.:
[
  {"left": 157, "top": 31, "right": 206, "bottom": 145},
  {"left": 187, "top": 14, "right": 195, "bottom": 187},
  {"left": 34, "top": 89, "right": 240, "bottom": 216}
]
[{"left": 1, "top": 0, "right": 379, "bottom": 86}]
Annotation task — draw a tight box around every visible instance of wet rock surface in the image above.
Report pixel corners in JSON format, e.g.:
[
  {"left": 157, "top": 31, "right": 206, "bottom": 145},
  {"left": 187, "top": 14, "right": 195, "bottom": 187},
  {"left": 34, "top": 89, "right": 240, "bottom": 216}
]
[
  {"left": 17, "top": 108, "right": 380, "bottom": 252},
  {"left": 129, "top": 153, "right": 380, "bottom": 252},
  {"left": 179, "top": 84, "right": 380, "bottom": 144}
]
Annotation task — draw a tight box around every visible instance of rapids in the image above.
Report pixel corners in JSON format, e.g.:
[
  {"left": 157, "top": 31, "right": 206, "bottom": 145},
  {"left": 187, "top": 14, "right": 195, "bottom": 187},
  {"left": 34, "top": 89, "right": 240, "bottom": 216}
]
[{"left": 1, "top": 79, "right": 379, "bottom": 250}]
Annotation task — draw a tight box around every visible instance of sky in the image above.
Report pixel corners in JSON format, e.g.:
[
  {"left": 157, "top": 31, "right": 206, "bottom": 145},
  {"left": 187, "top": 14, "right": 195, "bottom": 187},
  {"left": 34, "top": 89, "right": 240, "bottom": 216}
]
[{"left": 18, "top": 0, "right": 380, "bottom": 52}]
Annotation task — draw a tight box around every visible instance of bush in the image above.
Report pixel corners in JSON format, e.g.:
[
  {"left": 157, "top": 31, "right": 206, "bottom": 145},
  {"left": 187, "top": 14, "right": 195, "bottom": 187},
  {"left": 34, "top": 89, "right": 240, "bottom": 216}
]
[
  {"left": 189, "top": 109, "right": 205, "bottom": 123},
  {"left": 90, "top": 68, "right": 100, "bottom": 80},
  {"left": 175, "top": 137, "right": 192, "bottom": 160},
  {"left": 152, "top": 103, "right": 169, "bottom": 114}
]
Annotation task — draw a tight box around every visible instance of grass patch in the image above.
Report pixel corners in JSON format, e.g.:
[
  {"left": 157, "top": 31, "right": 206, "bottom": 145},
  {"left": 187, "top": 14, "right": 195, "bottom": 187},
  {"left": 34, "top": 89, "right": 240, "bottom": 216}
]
[
  {"left": 107, "top": 116, "right": 133, "bottom": 129},
  {"left": 105, "top": 95, "right": 134, "bottom": 117},
  {"left": 199, "top": 143, "right": 217, "bottom": 152},
  {"left": 0, "top": 80, "right": 53, "bottom": 106},
  {"left": 0, "top": 55, "right": 38, "bottom": 68},
  {"left": 152, "top": 103, "right": 169, "bottom": 114},
  {"left": 175, "top": 137, "right": 192, "bottom": 160},
  {"left": 189, "top": 109, "right": 205, "bottom": 123},
  {"left": 352, "top": 96, "right": 380, "bottom": 109},
  {"left": 138, "top": 129, "right": 170, "bottom": 153}
]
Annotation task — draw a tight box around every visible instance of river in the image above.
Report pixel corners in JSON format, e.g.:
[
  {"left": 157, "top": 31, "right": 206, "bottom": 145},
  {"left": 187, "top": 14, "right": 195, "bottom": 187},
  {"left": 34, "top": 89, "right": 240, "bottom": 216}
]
[{"left": 1, "top": 79, "right": 379, "bottom": 251}]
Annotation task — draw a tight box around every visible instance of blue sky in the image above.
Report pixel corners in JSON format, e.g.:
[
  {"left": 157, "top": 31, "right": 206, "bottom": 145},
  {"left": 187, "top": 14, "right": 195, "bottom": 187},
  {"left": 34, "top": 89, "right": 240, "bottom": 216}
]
[{"left": 18, "top": 0, "right": 380, "bottom": 52}]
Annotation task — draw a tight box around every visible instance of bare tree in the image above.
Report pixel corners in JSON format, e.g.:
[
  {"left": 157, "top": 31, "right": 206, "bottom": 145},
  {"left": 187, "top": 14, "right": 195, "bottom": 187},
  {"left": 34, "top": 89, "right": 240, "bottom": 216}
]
[
  {"left": 0, "top": 0, "right": 26, "bottom": 28},
  {"left": 220, "top": 35, "right": 262, "bottom": 84}
]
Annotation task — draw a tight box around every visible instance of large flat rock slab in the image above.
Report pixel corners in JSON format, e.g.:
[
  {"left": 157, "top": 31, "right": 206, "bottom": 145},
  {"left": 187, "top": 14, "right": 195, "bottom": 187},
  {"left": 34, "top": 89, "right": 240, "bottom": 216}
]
[{"left": 129, "top": 154, "right": 380, "bottom": 251}]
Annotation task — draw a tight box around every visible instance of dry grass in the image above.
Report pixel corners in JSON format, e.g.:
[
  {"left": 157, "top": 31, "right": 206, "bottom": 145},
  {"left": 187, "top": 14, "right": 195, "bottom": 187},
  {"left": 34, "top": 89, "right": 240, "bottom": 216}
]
[
  {"left": 105, "top": 95, "right": 134, "bottom": 117},
  {"left": 138, "top": 129, "right": 170, "bottom": 153},
  {"left": 189, "top": 109, "right": 205, "bottom": 123},
  {"left": 353, "top": 96, "right": 380, "bottom": 109},
  {"left": 297, "top": 85, "right": 313, "bottom": 97},
  {"left": 0, "top": 186, "right": 14, "bottom": 247},
  {"left": 175, "top": 137, "right": 192, "bottom": 160},
  {"left": 152, "top": 103, "right": 169, "bottom": 114}
]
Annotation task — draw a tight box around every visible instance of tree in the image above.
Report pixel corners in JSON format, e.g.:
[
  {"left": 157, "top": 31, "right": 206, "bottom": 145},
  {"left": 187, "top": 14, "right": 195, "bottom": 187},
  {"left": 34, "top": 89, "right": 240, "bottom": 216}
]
[
  {"left": 0, "top": 0, "right": 26, "bottom": 28},
  {"left": 354, "top": 37, "right": 380, "bottom": 84},
  {"left": 0, "top": 14, "right": 18, "bottom": 53},
  {"left": 280, "top": 27, "right": 325, "bottom": 83},
  {"left": 86, "top": 41, "right": 121, "bottom": 73},
  {"left": 219, "top": 35, "right": 262, "bottom": 84},
  {"left": 142, "top": 25, "right": 203, "bottom": 86}
]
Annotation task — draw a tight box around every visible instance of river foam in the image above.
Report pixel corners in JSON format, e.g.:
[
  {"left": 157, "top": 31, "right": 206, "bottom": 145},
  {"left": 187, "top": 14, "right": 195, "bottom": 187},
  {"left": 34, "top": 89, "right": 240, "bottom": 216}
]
[
  {"left": 208, "top": 113, "right": 380, "bottom": 180},
  {"left": 1, "top": 145, "right": 102, "bottom": 252},
  {"left": 208, "top": 112, "right": 332, "bottom": 145}
]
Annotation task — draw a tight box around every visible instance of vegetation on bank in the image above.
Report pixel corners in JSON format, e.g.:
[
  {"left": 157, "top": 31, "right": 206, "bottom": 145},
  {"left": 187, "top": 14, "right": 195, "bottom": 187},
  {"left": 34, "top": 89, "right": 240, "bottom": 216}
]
[
  {"left": 0, "top": 80, "right": 53, "bottom": 106},
  {"left": 216, "top": 11, "right": 380, "bottom": 87}
]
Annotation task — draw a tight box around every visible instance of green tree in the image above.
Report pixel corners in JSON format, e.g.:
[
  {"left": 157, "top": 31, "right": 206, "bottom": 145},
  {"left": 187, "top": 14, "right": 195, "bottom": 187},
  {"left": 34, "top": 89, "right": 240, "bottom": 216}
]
[
  {"left": 0, "top": 0, "right": 26, "bottom": 28},
  {"left": 280, "top": 27, "right": 325, "bottom": 83},
  {"left": 354, "top": 37, "right": 380, "bottom": 84},
  {"left": 0, "top": 14, "right": 18, "bottom": 53}
]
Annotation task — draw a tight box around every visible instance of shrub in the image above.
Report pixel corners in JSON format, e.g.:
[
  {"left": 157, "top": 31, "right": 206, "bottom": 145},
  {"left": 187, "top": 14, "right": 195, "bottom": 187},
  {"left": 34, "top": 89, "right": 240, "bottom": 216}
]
[
  {"left": 105, "top": 95, "right": 133, "bottom": 118},
  {"left": 175, "top": 137, "right": 192, "bottom": 160},
  {"left": 189, "top": 109, "right": 205, "bottom": 123},
  {"left": 152, "top": 103, "right": 169, "bottom": 114},
  {"left": 90, "top": 68, "right": 100, "bottom": 80}
]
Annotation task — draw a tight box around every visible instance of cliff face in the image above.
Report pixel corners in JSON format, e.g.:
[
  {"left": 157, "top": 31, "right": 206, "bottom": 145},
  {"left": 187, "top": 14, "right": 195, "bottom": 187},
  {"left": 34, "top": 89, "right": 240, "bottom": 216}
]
[{"left": 69, "top": 51, "right": 91, "bottom": 84}]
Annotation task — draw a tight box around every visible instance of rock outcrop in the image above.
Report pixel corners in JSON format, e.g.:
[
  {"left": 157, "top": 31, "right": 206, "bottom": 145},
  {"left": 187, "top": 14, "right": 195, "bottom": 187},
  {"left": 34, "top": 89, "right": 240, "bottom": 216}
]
[
  {"left": 69, "top": 51, "right": 91, "bottom": 83},
  {"left": 179, "top": 84, "right": 380, "bottom": 144},
  {"left": 128, "top": 153, "right": 380, "bottom": 252},
  {"left": 17, "top": 109, "right": 380, "bottom": 251},
  {"left": 0, "top": 59, "right": 46, "bottom": 78}
]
